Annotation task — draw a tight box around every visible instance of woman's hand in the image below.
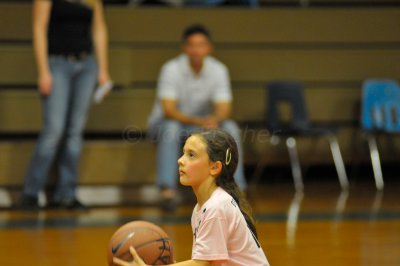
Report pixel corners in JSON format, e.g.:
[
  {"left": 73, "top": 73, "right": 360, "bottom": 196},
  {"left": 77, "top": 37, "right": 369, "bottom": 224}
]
[
  {"left": 113, "top": 246, "right": 148, "bottom": 266},
  {"left": 38, "top": 71, "right": 52, "bottom": 96},
  {"left": 97, "top": 68, "right": 110, "bottom": 86}
]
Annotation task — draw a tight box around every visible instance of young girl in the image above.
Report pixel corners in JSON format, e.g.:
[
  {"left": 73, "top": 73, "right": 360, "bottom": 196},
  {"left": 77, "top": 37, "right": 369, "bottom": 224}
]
[{"left": 114, "top": 129, "right": 270, "bottom": 266}]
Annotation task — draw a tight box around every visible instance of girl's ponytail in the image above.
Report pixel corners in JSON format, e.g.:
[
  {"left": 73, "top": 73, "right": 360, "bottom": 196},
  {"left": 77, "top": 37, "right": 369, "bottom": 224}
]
[{"left": 193, "top": 129, "right": 258, "bottom": 238}]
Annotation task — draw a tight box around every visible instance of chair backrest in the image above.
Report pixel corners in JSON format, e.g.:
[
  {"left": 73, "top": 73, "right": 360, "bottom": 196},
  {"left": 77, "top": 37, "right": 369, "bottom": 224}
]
[
  {"left": 361, "top": 79, "right": 400, "bottom": 132},
  {"left": 266, "top": 81, "right": 310, "bottom": 131}
]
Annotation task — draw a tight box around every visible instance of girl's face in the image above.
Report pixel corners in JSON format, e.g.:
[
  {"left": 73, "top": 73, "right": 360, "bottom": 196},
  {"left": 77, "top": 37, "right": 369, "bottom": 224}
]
[{"left": 178, "top": 135, "right": 213, "bottom": 188}]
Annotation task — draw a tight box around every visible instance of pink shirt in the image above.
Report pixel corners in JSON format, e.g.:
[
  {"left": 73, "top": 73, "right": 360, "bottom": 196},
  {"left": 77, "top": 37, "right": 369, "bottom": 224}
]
[{"left": 191, "top": 187, "right": 270, "bottom": 266}]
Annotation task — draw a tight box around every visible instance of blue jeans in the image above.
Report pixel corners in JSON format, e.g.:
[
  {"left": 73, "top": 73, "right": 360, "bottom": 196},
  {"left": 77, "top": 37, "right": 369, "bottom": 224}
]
[
  {"left": 23, "top": 55, "right": 97, "bottom": 201},
  {"left": 149, "top": 119, "right": 247, "bottom": 191}
]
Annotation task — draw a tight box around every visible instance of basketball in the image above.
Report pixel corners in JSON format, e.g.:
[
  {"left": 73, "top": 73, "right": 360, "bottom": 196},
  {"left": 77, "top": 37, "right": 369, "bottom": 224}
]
[{"left": 107, "top": 220, "right": 174, "bottom": 266}]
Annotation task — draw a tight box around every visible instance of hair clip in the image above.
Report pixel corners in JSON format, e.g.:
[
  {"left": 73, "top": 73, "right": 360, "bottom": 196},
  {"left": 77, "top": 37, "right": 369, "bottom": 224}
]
[{"left": 225, "top": 148, "right": 232, "bottom": 166}]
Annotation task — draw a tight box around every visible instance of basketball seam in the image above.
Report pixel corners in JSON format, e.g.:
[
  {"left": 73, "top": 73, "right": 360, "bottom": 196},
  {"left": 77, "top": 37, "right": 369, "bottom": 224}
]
[
  {"left": 117, "top": 238, "right": 172, "bottom": 264},
  {"left": 150, "top": 238, "right": 172, "bottom": 265},
  {"left": 135, "top": 237, "right": 171, "bottom": 250},
  {"left": 144, "top": 229, "right": 172, "bottom": 265}
]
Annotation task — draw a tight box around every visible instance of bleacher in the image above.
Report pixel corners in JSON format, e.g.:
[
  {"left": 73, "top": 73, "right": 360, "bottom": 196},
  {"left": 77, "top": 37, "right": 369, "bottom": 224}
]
[{"left": 0, "top": 2, "right": 400, "bottom": 189}]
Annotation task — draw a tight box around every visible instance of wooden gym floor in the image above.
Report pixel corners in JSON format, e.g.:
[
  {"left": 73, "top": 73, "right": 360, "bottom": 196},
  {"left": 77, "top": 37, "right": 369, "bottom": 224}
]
[{"left": 0, "top": 180, "right": 399, "bottom": 266}]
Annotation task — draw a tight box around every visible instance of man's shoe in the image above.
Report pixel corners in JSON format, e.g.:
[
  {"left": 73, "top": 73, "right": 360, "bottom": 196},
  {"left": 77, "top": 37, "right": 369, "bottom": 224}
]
[
  {"left": 50, "top": 198, "right": 89, "bottom": 211},
  {"left": 160, "top": 198, "right": 177, "bottom": 212}
]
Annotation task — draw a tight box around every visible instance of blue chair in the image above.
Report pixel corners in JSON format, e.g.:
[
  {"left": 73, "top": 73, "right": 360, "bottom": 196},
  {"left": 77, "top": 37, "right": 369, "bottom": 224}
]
[
  {"left": 253, "top": 81, "right": 349, "bottom": 191},
  {"left": 361, "top": 79, "right": 400, "bottom": 190}
]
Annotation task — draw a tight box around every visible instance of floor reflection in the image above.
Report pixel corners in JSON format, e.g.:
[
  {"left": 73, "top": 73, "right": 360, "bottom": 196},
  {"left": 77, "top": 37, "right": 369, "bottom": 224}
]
[{"left": 286, "top": 191, "right": 304, "bottom": 247}]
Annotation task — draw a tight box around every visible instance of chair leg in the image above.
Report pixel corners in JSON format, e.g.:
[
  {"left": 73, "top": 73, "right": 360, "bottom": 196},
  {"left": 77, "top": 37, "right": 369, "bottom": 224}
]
[
  {"left": 251, "top": 156, "right": 266, "bottom": 186},
  {"left": 286, "top": 137, "right": 303, "bottom": 191},
  {"left": 335, "top": 189, "right": 349, "bottom": 214},
  {"left": 367, "top": 135, "right": 384, "bottom": 190},
  {"left": 251, "top": 136, "right": 281, "bottom": 186},
  {"left": 328, "top": 136, "right": 349, "bottom": 190}
]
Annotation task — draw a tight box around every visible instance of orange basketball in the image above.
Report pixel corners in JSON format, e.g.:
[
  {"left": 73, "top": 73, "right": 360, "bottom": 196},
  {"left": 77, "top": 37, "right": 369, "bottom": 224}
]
[{"left": 107, "top": 220, "right": 174, "bottom": 265}]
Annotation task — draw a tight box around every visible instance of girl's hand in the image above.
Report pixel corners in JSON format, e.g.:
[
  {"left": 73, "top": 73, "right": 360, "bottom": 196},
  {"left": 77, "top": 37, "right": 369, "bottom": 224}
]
[
  {"left": 38, "top": 71, "right": 52, "bottom": 96},
  {"left": 113, "top": 246, "right": 148, "bottom": 266}
]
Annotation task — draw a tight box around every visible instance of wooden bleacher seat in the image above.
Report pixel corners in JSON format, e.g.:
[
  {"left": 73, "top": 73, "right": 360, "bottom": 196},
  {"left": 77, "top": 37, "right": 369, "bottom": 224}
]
[{"left": 0, "top": 3, "right": 400, "bottom": 188}]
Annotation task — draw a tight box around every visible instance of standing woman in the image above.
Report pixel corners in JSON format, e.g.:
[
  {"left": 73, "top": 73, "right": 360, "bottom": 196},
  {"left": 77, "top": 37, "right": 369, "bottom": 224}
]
[{"left": 19, "top": 0, "right": 110, "bottom": 210}]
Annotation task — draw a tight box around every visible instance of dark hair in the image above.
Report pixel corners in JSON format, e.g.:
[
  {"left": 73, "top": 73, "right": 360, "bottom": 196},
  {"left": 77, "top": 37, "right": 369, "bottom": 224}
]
[
  {"left": 191, "top": 129, "right": 258, "bottom": 239},
  {"left": 182, "top": 24, "right": 212, "bottom": 42}
]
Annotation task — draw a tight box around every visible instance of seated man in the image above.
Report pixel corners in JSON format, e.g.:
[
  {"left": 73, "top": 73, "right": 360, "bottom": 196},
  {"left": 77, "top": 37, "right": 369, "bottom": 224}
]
[{"left": 147, "top": 24, "right": 247, "bottom": 211}]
